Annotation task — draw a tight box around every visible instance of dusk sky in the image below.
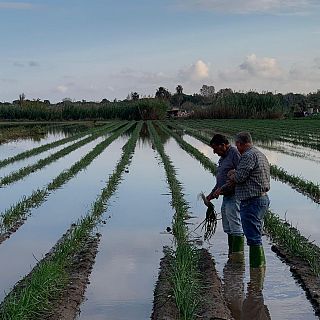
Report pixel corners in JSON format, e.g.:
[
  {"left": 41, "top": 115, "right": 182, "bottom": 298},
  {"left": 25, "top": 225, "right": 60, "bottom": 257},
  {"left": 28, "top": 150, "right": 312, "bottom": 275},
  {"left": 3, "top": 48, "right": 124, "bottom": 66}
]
[{"left": 1, "top": 0, "right": 320, "bottom": 102}]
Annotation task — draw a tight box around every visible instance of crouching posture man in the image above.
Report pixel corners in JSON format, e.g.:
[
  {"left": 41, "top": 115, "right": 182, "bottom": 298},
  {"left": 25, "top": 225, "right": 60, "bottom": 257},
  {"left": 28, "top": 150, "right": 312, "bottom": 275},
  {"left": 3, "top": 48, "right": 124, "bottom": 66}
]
[
  {"left": 206, "top": 134, "right": 244, "bottom": 255},
  {"left": 228, "top": 132, "right": 270, "bottom": 268}
]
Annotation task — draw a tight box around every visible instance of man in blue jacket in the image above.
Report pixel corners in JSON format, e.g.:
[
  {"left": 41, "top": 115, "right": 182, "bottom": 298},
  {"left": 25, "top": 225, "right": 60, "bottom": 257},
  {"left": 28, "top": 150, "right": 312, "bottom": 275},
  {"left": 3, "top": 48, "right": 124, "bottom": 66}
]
[{"left": 206, "top": 134, "right": 244, "bottom": 255}]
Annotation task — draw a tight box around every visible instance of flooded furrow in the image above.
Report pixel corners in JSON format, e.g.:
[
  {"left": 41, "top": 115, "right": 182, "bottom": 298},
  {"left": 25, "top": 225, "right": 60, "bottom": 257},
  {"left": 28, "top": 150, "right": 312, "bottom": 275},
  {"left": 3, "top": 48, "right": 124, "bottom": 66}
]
[
  {"left": 0, "top": 136, "right": 129, "bottom": 302},
  {"left": 0, "top": 136, "right": 107, "bottom": 212},
  {"left": 78, "top": 139, "right": 173, "bottom": 320},
  {"left": 162, "top": 136, "right": 317, "bottom": 319},
  {"left": 0, "top": 132, "right": 69, "bottom": 159},
  {"left": 0, "top": 135, "right": 91, "bottom": 178}
]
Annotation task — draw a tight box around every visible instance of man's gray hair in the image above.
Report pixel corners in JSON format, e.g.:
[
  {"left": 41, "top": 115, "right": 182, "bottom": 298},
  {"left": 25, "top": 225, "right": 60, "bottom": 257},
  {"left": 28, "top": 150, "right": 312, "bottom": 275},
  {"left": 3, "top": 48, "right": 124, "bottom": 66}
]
[{"left": 235, "top": 132, "right": 253, "bottom": 144}]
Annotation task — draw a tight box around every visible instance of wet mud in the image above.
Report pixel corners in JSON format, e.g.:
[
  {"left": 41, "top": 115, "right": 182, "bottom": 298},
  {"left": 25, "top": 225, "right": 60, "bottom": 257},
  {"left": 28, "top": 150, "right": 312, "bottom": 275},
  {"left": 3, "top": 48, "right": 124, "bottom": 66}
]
[{"left": 45, "top": 235, "right": 100, "bottom": 320}]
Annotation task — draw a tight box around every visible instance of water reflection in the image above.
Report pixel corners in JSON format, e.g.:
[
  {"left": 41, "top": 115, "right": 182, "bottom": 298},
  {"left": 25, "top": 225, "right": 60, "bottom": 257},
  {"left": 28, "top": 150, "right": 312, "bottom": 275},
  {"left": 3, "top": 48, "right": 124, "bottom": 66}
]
[
  {"left": 223, "top": 254, "right": 245, "bottom": 319},
  {"left": 223, "top": 254, "right": 271, "bottom": 320},
  {"left": 242, "top": 268, "right": 271, "bottom": 320}
]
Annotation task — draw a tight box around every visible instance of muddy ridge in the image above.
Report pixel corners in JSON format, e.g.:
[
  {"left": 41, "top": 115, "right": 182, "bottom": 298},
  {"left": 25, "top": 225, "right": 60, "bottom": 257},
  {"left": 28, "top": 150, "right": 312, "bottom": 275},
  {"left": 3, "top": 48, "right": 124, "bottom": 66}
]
[
  {"left": 0, "top": 226, "right": 100, "bottom": 320},
  {"left": 271, "top": 243, "right": 320, "bottom": 316},
  {"left": 45, "top": 234, "right": 100, "bottom": 320},
  {"left": 152, "top": 247, "right": 232, "bottom": 320}
]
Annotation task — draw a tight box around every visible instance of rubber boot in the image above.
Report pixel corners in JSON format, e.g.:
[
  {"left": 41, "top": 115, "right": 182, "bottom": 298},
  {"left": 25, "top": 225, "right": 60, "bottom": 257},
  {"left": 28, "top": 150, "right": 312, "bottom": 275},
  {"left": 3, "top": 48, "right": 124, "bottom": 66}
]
[
  {"left": 232, "top": 235, "right": 244, "bottom": 253},
  {"left": 249, "top": 245, "right": 266, "bottom": 268},
  {"left": 228, "top": 234, "right": 233, "bottom": 255}
]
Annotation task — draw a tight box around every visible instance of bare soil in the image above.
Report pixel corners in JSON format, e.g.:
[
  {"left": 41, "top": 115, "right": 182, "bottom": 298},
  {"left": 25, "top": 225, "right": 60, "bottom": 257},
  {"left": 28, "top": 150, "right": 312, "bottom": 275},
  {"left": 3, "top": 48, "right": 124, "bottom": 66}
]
[{"left": 152, "top": 247, "right": 233, "bottom": 320}]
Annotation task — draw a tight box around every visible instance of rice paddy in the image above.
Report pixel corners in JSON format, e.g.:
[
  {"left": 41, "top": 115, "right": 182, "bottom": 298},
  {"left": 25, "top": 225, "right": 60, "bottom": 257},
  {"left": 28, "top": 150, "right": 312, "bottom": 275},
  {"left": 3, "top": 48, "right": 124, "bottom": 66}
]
[{"left": 0, "top": 119, "right": 319, "bottom": 319}]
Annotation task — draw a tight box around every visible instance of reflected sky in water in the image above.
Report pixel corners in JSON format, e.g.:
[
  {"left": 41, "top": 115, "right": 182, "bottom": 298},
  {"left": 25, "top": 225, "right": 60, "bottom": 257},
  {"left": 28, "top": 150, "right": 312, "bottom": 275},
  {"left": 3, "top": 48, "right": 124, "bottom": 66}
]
[
  {"left": 0, "top": 135, "right": 128, "bottom": 301},
  {"left": 78, "top": 139, "right": 173, "bottom": 320}
]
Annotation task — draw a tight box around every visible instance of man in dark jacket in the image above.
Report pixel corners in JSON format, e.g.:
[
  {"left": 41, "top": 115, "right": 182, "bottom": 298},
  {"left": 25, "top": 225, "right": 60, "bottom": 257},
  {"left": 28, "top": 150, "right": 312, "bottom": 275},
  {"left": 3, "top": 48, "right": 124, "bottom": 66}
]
[{"left": 206, "top": 134, "right": 244, "bottom": 254}]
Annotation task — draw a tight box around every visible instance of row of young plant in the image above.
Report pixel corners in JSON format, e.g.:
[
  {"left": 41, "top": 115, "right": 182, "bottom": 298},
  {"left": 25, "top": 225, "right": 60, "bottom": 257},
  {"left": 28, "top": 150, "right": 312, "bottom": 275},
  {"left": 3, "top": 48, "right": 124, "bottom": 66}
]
[
  {"left": 0, "top": 121, "right": 143, "bottom": 319},
  {"left": 0, "top": 121, "right": 117, "bottom": 170},
  {"left": 159, "top": 121, "right": 320, "bottom": 278},
  {"left": 188, "top": 118, "right": 320, "bottom": 141},
  {"left": 183, "top": 119, "right": 320, "bottom": 150},
  {"left": 0, "top": 122, "right": 125, "bottom": 187},
  {"left": 171, "top": 121, "right": 320, "bottom": 204},
  {"left": 180, "top": 119, "right": 307, "bottom": 144},
  {"left": 182, "top": 119, "right": 320, "bottom": 165},
  {"left": 0, "top": 122, "right": 135, "bottom": 237},
  {"left": 147, "top": 121, "right": 200, "bottom": 320},
  {"left": 264, "top": 211, "right": 320, "bottom": 275}
]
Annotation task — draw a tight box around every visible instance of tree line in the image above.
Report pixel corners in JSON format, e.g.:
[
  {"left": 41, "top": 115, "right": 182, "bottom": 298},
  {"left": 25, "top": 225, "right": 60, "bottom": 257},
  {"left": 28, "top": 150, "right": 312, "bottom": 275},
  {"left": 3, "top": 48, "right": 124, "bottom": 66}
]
[{"left": 0, "top": 85, "right": 319, "bottom": 120}]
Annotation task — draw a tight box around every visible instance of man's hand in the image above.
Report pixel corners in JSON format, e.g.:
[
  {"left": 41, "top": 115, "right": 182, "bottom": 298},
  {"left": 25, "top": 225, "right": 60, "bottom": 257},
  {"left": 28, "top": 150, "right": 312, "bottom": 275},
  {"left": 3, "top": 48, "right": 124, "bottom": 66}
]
[
  {"left": 212, "top": 187, "right": 221, "bottom": 199},
  {"left": 227, "top": 169, "right": 236, "bottom": 181}
]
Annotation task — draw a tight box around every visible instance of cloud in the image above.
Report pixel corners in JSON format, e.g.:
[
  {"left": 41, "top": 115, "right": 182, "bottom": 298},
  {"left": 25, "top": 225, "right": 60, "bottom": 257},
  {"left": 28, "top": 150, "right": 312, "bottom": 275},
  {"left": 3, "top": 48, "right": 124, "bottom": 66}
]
[
  {"left": 29, "top": 61, "right": 39, "bottom": 67},
  {"left": 13, "top": 61, "right": 25, "bottom": 67},
  {"left": 13, "top": 60, "right": 40, "bottom": 67},
  {"left": 0, "top": 2, "right": 34, "bottom": 9},
  {"left": 178, "top": 60, "right": 209, "bottom": 82},
  {"left": 219, "top": 54, "right": 283, "bottom": 82},
  {"left": 239, "top": 54, "right": 283, "bottom": 78},
  {"left": 56, "top": 85, "right": 68, "bottom": 93},
  {"left": 175, "top": 0, "right": 319, "bottom": 14}
]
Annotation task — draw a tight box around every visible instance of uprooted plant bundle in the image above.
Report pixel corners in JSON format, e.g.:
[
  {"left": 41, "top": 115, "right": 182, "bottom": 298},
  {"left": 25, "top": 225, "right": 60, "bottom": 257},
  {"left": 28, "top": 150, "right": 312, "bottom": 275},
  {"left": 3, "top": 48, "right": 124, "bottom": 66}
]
[{"left": 198, "top": 192, "right": 219, "bottom": 241}]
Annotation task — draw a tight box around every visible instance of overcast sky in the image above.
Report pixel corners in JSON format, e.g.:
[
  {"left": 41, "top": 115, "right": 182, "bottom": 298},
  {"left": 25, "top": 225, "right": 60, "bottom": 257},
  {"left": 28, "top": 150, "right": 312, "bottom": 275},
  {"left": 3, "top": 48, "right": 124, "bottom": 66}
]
[{"left": 0, "top": 0, "right": 320, "bottom": 102}]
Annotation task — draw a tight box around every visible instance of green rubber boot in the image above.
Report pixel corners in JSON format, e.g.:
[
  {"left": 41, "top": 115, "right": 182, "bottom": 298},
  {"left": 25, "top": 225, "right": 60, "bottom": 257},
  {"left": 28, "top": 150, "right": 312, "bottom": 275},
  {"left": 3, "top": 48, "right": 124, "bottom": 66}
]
[
  {"left": 249, "top": 245, "right": 266, "bottom": 268},
  {"left": 232, "top": 235, "right": 244, "bottom": 253},
  {"left": 228, "top": 234, "right": 233, "bottom": 254}
]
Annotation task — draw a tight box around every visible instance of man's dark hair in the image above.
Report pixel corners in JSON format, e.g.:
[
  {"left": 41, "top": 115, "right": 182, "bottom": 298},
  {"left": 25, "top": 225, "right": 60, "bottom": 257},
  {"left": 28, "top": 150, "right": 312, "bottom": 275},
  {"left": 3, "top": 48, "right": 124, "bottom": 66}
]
[{"left": 210, "top": 134, "right": 229, "bottom": 146}]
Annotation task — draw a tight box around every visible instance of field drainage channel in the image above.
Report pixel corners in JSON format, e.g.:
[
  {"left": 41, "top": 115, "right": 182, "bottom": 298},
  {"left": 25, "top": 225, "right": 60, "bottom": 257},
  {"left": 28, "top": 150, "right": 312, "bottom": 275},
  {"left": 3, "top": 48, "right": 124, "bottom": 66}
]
[
  {"left": 162, "top": 136, "right": 317, "bottom": 319},
  {"left": 0, "top": 135, "right": 129, "bottom": 302},
  {"left": 78, "top": 137, "right": 173, "bottom": 320}
]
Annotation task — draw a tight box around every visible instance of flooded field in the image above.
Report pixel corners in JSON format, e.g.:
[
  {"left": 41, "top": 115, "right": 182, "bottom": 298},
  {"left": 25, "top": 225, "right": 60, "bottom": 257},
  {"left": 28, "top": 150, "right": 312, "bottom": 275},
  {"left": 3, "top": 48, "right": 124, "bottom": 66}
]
[{"left": 0, "top": 120, "right": 319, "bottom": 319}]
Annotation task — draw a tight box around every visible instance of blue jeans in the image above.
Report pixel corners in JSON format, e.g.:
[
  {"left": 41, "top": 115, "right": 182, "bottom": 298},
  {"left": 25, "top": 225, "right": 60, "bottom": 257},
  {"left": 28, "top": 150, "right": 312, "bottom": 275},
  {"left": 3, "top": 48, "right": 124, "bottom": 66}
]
[
  {"left": 240, "top": 195, "right": 270, "bottom": 246},
  {"left": 221, "top": 195, "right": 243, "bottom": 236}
]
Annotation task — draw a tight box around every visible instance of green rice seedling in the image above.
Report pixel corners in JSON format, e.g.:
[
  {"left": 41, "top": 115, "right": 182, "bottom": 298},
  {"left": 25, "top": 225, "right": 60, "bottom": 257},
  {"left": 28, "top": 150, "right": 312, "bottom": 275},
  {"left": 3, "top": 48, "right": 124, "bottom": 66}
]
[
  {"left": 0, "top": 122, "right": 143, "bottom": 319},
  {"left": 0, "top": 122, "right": 135, "bottom": 237},
  {"left": 147, "top": 121, "right": 200, "bottom": 320},
  {"left": 0, "top": 121, "right": 120, "bottom": 170},
  {"left": 197, "top": 192, "right": 218, "bottom": 241},
  {"left": 264, "top": 211, "right": 320, "bottom": 276},
  {"left": 0, "top": 122, "right": 126, "bottom": 187}
]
